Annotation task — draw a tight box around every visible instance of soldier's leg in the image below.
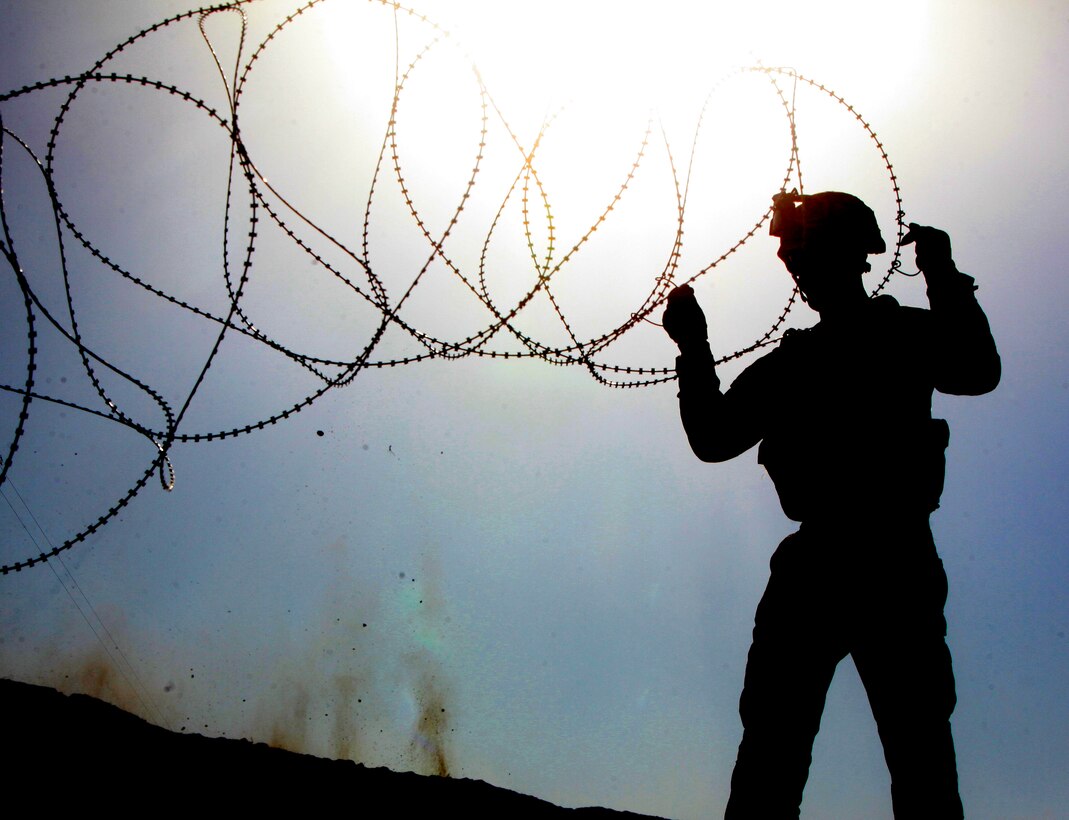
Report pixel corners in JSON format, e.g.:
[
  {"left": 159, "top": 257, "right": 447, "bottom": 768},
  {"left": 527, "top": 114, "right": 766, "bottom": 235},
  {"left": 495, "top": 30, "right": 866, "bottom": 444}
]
[
  {"left": 852, "top": 551, "right": 963, "bottom": 819},
  {"left": 725, "top": 533, "right": 846, "bottom": 819}
]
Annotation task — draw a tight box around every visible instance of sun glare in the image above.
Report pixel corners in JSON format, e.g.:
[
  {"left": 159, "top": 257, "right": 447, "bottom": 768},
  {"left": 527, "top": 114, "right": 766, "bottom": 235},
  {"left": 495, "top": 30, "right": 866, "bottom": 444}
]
[
  {"left": 283, "top": 0, "right": 932, "bottom": 351},
  {"left": 435, "top": 1, "right": 929, "bottom": 118},
  {"left": 313, "top": 1, "right": 927, "bottom": 121}
]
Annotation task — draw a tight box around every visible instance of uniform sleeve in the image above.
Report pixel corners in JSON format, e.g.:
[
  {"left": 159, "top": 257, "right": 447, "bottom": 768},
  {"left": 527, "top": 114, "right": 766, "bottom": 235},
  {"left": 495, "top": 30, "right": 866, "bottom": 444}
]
[
  {"left": 675, "top": 341, "right": 770, "bottom": 462},
  {"left": 925, "top": 269, "right": 1001, "bottom": 395}
]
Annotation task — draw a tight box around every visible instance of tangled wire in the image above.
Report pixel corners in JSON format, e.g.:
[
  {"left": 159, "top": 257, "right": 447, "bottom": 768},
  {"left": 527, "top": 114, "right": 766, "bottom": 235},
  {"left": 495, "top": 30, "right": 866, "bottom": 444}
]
[{"left": 0, "top": 0, "right": 907, "bottom": 573}]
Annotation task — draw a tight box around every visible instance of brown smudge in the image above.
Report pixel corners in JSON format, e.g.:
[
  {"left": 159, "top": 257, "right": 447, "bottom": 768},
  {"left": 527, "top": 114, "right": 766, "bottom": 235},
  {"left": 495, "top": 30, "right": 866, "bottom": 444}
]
[
  {"left": 44, "top": 640, "right": 178, "bottom": 732},
  {"left": 73, "top": 650, "right": 136, "bottom": 709},
  {"left": 404, "top": 549, "right": 451, "bottom": 777},
  {"left": 409, "top": 669, "right": 450, "bottom": 777},
  {"left": 330, "top": 673, "right": 363, "bottom": 761},
  {"left": 267, "top": 685, "right": 310, "bottom": 751},
  {"left": 255, "top": 537, "right": 376, "bottom": 762}
]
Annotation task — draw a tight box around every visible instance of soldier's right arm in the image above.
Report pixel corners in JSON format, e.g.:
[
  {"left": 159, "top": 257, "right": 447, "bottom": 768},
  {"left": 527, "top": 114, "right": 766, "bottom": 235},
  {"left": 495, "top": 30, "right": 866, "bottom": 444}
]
[{"left": 663, "top": 285, "right": 766, "bottom": 461}]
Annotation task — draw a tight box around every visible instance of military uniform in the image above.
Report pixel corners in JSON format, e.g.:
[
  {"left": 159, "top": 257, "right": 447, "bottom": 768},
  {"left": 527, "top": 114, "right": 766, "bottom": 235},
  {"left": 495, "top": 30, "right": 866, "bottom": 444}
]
[{"left": 675, "top": 271, "right": 999, "bottom": 818}]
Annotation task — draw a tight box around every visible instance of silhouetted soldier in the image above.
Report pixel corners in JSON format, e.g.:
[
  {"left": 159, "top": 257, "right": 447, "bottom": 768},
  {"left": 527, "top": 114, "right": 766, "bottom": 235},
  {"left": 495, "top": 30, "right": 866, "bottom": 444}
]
[{"left": 662, "top": 191, "right": 1000, "bottom": 819}]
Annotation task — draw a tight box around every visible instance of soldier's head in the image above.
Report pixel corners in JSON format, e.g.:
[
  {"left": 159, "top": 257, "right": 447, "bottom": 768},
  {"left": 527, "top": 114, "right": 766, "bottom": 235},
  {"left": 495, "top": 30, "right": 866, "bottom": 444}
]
[{"left": 770, "top": 190, "right": 885, "bottom": 313}]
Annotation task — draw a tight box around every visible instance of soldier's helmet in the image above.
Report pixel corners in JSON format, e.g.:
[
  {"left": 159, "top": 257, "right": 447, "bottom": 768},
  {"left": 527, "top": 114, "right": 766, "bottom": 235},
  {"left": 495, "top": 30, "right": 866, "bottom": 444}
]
[{"left": 770, "top": 190, "right": 885, "bottom": 256}]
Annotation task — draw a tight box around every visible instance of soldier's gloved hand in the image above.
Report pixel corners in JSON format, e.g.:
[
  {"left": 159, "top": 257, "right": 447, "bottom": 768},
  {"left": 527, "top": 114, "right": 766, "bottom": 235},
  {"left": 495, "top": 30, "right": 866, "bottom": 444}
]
[
  {"left": 662, "top": 284, "right": 708, "bottom": 353},
  {"left": 900, "top": 223, "right": 957, "bottom": 282}
]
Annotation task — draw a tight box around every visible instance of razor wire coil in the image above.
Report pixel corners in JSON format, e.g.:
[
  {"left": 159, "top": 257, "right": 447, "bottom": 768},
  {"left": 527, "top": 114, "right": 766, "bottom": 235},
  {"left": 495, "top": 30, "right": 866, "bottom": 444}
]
[{"left": 0, "top": 0, "right": 907, "bottom": 573}]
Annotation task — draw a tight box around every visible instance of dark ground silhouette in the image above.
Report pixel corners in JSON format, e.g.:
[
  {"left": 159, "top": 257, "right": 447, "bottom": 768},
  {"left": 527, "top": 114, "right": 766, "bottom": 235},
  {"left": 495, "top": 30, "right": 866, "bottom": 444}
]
[{"left": 3, "top": 677, "right": 663, "bottom": 818}]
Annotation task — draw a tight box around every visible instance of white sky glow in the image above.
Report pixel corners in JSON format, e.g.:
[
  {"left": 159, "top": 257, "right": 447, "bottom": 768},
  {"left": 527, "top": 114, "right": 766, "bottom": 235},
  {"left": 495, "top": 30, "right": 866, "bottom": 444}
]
[{"left": 1, "top": 2, "right": 1067, "bottom": 819}]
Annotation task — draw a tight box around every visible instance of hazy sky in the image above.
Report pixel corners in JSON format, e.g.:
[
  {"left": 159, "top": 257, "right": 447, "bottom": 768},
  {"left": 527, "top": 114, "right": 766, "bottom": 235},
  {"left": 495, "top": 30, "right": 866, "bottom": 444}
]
[{"left": 2, "top": 2, "right": 1067, "bottom": 818}]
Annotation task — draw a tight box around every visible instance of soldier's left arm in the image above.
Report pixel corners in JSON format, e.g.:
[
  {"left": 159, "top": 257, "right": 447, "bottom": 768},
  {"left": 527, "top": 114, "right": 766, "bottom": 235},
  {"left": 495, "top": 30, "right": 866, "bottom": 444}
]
[{"left": 902, "top": 224, "right": 1002, "bottom": 395}]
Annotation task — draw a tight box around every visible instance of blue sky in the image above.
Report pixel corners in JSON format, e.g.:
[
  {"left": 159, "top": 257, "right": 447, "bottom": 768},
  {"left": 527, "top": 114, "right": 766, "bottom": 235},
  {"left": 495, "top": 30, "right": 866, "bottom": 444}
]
[{"left": 2, "top": 2, "right": 1067, "bottom": 817}]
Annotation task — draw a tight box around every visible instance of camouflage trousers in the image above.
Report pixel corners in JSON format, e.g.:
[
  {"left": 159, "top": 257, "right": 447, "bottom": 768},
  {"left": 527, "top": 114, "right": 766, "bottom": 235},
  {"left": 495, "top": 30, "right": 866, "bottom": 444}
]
[{"left": 724, "top": 517, "right": 963, "bottom": 819}]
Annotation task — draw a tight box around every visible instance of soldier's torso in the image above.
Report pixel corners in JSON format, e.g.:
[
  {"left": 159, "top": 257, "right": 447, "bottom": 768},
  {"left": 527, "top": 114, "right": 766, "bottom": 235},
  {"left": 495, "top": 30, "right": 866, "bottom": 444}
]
[{"left": 751, "top": 296, "right": 947, "bottom": 521}]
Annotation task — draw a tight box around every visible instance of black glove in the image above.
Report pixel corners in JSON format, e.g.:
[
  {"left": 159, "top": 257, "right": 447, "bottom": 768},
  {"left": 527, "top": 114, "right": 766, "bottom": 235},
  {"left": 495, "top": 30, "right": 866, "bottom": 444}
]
[
  {"left": 901, "top": 223, "right": 956, "bottom": 282},
  {"left": 662, "top": 284, "right": 708, "bottom": 353}
]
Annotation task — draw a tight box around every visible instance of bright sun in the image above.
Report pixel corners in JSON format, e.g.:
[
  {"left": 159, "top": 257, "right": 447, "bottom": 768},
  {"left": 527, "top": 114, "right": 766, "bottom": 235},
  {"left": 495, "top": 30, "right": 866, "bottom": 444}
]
[
  {"left": 285, "top": 0, "right": 933, "bottom": 354},
  {"left": 437, "top": 1, "right": 928, "bottom": 120},
  {"left": 317, "top": 0, "right": 929, "bottom": 125}
]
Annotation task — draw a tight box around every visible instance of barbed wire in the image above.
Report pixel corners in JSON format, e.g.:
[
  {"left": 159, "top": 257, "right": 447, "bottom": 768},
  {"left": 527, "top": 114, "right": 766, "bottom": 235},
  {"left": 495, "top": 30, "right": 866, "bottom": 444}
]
[{"left": 0, "top": 0, "right": 907, "bottom": 573}]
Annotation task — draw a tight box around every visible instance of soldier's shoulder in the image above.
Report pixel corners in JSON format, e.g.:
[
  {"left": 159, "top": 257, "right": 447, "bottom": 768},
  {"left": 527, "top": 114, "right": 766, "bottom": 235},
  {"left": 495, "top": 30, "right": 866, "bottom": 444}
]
[
  {"left": 777, "top": 325, "right": 815, "bottom": 353},
  {"left": 874, "top": 294, "right": 931, "bottom": 326}
]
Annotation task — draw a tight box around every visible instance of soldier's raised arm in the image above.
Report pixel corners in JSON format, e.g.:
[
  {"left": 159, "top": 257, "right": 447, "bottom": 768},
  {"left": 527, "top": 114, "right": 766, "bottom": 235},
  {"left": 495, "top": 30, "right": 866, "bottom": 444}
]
[
  {"left": 901, "top": 223, "right": 1001, "bottom": 395},
  {"left": 663, "top": 285, "right": 764, "bottom": 462}
]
